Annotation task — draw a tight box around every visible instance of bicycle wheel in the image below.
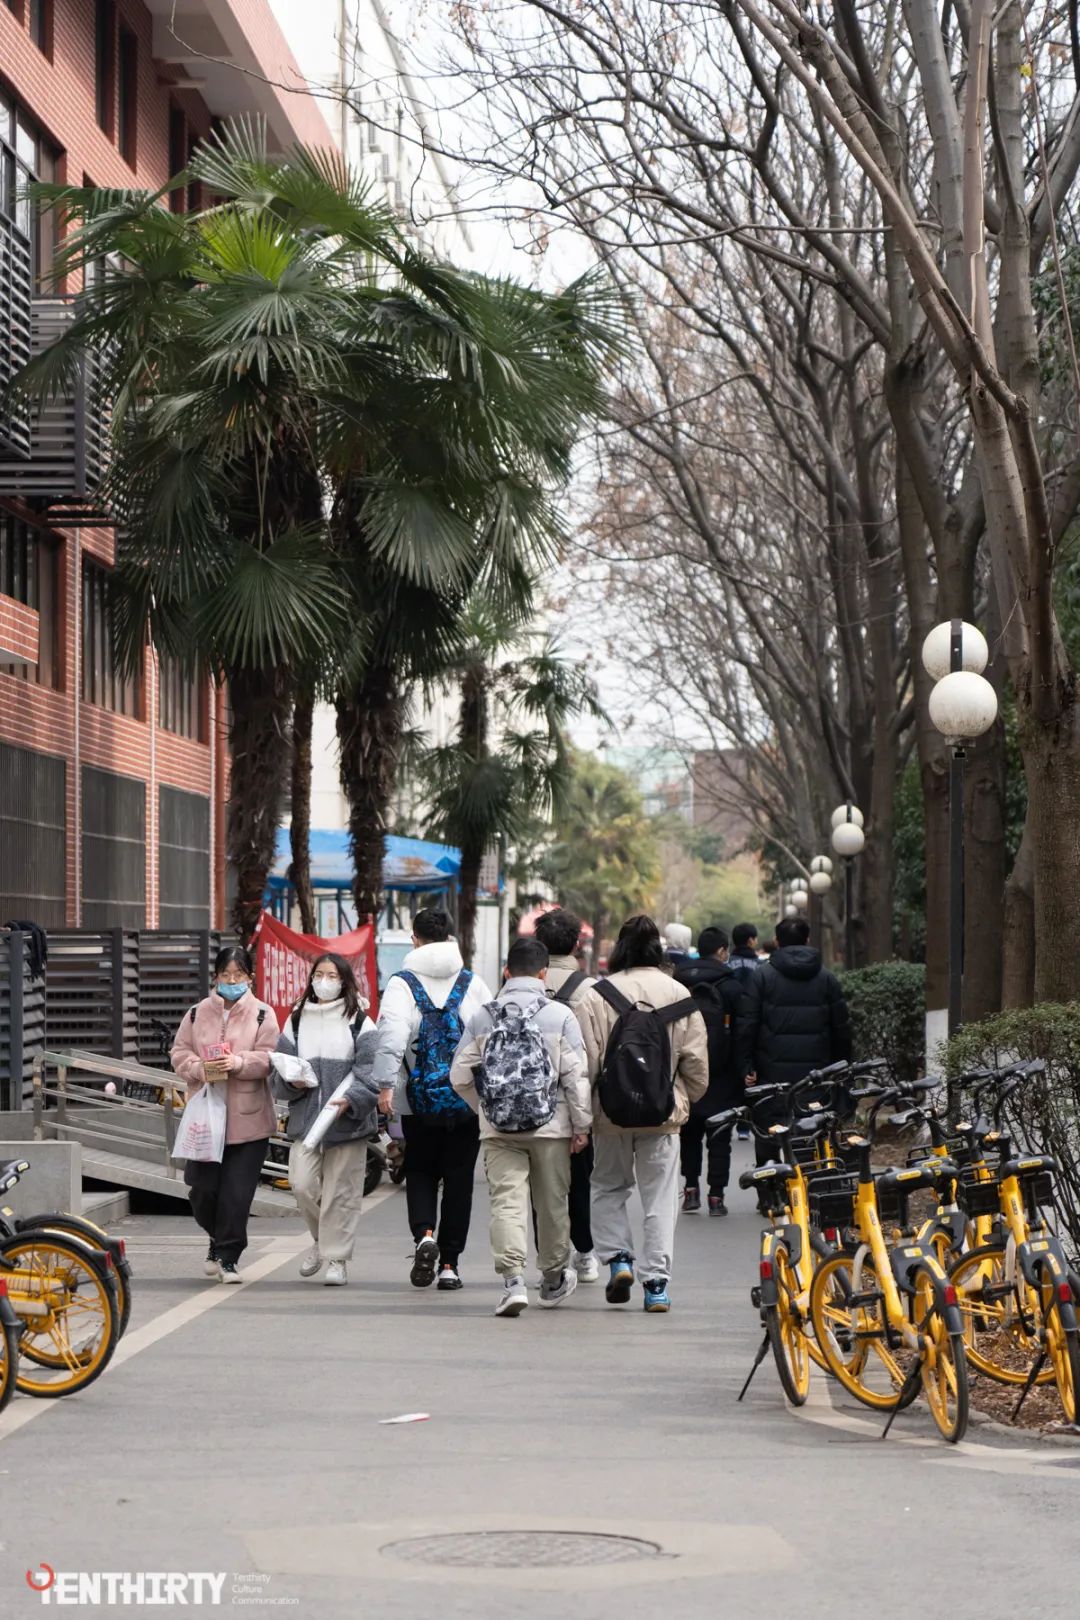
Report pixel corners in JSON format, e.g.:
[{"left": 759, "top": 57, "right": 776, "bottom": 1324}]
[
  {"left": 1, "top": 1233, "right": 119, "bottom": 1397},
  {"left": 1039, "top": 1265, "right": 1080, "bottom": 1424},
  {"left": 913, "top": 1267, "right": 968, "bottom": 1442},
  {"left": 809, "top": 1251, "right": 909, "bottom": 1411},
  {"left": 949, "top": 1244, "right": 1052, "bottom": 1386},
  {"left": 764, "top": 1243, "right": 811, "bottom": 1405},
  {"left": 18, "top": 1216, "right": 132, "bottom": 1339}
]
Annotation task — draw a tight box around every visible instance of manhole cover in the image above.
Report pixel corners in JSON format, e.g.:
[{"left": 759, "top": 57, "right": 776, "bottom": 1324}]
[{"left": 381, "top": 1531, "right": 663, "bottom": 1568}]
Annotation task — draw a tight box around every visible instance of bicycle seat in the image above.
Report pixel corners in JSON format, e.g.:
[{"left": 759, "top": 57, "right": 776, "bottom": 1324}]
[
  {"left": 1000, "top": 1153, "right": 1057, "bottom": 1178},
  {"left": 738, "top": 1163, "right": 790, "bottom": 1191},
  {"left": 0, "top": 1159, "right": 29, "bottom": 1194},
  {"left": 874, "top": 1161, "right": 949, "bottom": 1196}
]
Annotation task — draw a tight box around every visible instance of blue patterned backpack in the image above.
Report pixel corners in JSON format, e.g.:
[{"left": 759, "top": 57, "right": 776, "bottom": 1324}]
[{"left": 399, "top": 969, "right": 474, "bottom": 1126}]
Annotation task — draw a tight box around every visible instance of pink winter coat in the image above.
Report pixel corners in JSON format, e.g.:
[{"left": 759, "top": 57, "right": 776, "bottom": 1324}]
[{"left": 170, "top": 993, "right": 280, "bottom": 1145}]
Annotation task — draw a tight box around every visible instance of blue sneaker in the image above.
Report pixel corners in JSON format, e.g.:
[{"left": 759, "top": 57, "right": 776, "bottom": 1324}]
[
  {"left": 643, "top": 1279, "right": 671, "bottom": 1313},
  {"left": 605, "top": 1253, "right": 634, "bottom": 1304}
]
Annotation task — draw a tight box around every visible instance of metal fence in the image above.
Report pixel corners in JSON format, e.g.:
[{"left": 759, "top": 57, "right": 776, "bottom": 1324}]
[{"left": 0, "top": 927, "right": 220, "bottom": 1106}]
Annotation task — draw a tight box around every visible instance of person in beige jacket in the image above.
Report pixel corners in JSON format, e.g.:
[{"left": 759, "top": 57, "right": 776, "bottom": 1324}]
[
  {"left": 451, "top": 936, "right": 593, "bottom": 1318},
  {"left": 576, "top": 915, "right": 709, "bottom": 1312}
]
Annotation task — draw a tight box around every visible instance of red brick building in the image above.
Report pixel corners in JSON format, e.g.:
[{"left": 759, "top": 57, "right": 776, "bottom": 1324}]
[{"left": 0, "top": 0, "right": 331, "bottom": 929}]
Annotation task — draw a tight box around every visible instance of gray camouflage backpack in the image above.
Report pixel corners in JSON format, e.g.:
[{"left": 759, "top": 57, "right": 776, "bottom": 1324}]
[{"left": 474, "top": 1000, "right": 558, "bottom": 1133}]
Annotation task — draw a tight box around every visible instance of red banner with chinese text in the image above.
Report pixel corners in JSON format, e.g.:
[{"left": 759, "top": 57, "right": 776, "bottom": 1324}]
[{"left": 252, "top": 911, "right": 379, "bottom": 1027}]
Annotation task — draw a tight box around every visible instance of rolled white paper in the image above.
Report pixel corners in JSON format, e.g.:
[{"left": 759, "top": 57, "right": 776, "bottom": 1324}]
[{"left": 302, "top": 1077, "right": 353, "bottom": 1149}]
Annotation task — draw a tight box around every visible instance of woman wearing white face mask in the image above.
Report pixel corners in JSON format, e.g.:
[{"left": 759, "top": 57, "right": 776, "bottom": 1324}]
[{"left": 273, "top": 953, "right": 379, "bottom": 1286}]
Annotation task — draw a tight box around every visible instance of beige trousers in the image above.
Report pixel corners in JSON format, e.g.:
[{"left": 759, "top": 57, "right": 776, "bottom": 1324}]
[
  {"left": 288, "top": 1138, "right": 368, "bottom": 1263},
  {"left": 482, "top": 1136, "right": 572, "bottom": 1281}
]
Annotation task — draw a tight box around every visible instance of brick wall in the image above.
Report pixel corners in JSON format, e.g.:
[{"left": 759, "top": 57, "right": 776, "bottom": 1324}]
[{"left": 0, "top": 595, "right": 39, "bottom": 664}]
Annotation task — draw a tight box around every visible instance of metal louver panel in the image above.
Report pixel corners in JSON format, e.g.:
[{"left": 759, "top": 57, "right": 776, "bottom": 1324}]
[
  {"left": 0, "top": 214, "right": 33, "bottom": 459},
  {"left": 0, "top": 929, "right": 45, "bottom": 1108},
  {"left": 0, "top": 297, "right": 112, "bottom": 522}
]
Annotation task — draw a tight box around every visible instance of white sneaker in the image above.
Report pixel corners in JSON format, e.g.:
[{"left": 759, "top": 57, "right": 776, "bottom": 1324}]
[
  {"left": 299, "top": 1245, "right": 323, "bottom": 1278},
  {"left": 539, "top": 1267, "right": 578, "bottom": 1308},
  {"left": 573, "top": 1250, "right": 600, "bottom": 1284},
  {"left": 324, "top": 1260, "right": 347, "bottom": 1287},
  {"left": 495, "top": 1276, "right": 529, "bottom": 1317},
  {"left": 219, "top": 1261, "right": 243, "bottom": 1284},
  {"left": 203, "top": 1245, "right": 220, "bottom": 1278}
]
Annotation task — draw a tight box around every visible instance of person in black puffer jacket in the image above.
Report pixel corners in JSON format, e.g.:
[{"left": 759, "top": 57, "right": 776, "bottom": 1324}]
[
  {"left": 674, "top": 927, "right": 744, "bottom": 1217},
  {"left": 736, "top": 916, "right": 851, "bottom": 1175}
]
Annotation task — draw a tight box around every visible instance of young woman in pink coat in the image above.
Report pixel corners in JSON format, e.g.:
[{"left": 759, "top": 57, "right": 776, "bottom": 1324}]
[{"left": 171, "top": 945, "right": 279, "bottom": 1281}]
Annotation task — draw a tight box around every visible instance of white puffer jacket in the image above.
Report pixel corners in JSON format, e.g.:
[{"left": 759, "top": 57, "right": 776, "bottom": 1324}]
[{"left": 372, "top": 940, "right": 493, "bottom": 1116}]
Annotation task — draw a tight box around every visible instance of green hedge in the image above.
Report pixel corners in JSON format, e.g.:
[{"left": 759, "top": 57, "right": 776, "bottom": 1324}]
[
  {"left": 838, "top": 961, "right": 925, "bottom": 1086},
  {"left": 946, "top": 1004, "right": 1080, "bottom": 1257}
]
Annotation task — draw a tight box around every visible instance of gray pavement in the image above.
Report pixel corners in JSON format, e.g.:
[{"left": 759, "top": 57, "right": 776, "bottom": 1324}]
[{"left": 1, "top": 1140, "right": 1078, "bottom": 1620}]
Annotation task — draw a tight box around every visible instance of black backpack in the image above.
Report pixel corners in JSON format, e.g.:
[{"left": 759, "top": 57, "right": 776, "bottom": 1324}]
[
  {"left": 593, "top": 980, "right": 696, "bottom": 1128},
  {"left": 548, "top": 970, "right": 588, "bottom": 1006}
]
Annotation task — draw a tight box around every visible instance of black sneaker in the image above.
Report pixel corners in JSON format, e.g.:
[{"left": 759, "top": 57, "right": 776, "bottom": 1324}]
[
  {"left": 682, "top": 1186, "right": 702, "bottom": 1213},
  {"left": 410, "top": 1234, "right": 439, "bottom": 1288},
  {"left": 219, "top": 1261, "right": 242, "bottom": 1284},
  {"left": 203, "top": 1244, "right": 220, "bottom": 1278},
  {"left": 437, "top": 1265, "right": 463, "bottom": 1291},
  {"left": 708, "top": 1195, "right": 728, "bottom": 1217},
  {"left": 736, "top": 1127, "right": 751, "bottom": 1141}
]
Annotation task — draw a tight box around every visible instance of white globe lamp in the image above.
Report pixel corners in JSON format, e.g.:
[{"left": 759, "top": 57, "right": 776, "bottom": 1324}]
[
  {"left": 832, "top": 821, "right": 866, "bottom": 858},
  {"left": 928, "top": 671, "right": 998, "bottom": 742},
  {"left": 809, "top": 870, "right": 832, "bottom": 895},
  {"left": 811, "top": 855, "right": 833, "bottom": 875},
  {"left": 830, "top": 803, "right": 864, "bottom": 830},
  {"left": 921, "top": 621, "right": 989, "bottom": 682},
  {"left": 784, "top": 903, "right": 798, "bottom": 919}
]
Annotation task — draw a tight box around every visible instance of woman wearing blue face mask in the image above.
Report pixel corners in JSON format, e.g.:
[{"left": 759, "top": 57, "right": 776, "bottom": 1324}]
[{"left": 170, "top": 945, "right": 280, "bottom": 1282}]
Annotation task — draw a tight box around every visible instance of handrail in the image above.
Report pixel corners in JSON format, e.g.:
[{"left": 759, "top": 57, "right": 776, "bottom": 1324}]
[{"left": 37, "top": 1050, "right": 179, "bottom": 1085}]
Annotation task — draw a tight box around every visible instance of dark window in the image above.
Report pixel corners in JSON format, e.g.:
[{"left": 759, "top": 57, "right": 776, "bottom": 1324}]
[
  {"left": 28, "top": 0, "right": 50, "bottom": 54},
  {"left": 159, "top": 786, "right": 210, "bottom": 928},
  {"left": 186, "top": 131, "right": 203, "bottom": 213},
  {"left": 3, "top": 2, "right": 22, "bottom": 18},
  {"left": 95, "top": 0, "right": 115, "bottom": 136},
  {"left": 159, "top": 656, "right": 207, "bottom": 742},
  {"left": 81, "top": 559, "right": 142, "bottom": 717},
  {"left": 0, "top": 742, "right": 66, "bottom": 927},
  {"left": 117, "top": 25, "right": 137, "bottom": 166},
  {"left": 169, "top": 106, "right": 186, "bottom": 212},
  {"left": 81, "top": 765, "right": 146, "bottom": 927},
  {"left": 0, "top": 512, "right": 61, "bottom": 689}
]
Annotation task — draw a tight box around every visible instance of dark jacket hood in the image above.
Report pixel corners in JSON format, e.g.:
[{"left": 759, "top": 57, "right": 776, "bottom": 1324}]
[
  {"left": 769, "top": 946, "right": 823, "bottom": 982},
  {"left": 675, "top": 957, "right": 735, "bottom": 990}
]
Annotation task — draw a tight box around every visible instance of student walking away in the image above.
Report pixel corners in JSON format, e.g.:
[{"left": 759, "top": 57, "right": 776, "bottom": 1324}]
[
  {"left": 273, "top": 954, "right": 379, "bottom": 1287},
  {"left": 171, "top": 946, "right": 280, "bottom": 1282},
  {"left": 663, "top": 922, "right": 692, "bottom": 969},
  {"left": 373, "top": 908, "right": 492, "bottom": 1291},
  {"left": 673, "top": 927, "right": 743, "bottom": 1217},
  {"left": 736, "top": 916, "right": 852, "bottom": 1199},
  {"left": 533, "top": 907, "right": 598, "bottom": 1283},
  {"left": 577, "top": 915, "right": 708, "bottom": 1314},
  {"left": 450, "top": 937, "right": 592, "bottom": 1318},
  {"left": 726, "top": 925, "right": 760, "bottom": 1137}
]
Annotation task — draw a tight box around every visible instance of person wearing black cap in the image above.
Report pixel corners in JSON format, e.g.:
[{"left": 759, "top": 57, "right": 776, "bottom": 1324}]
[{"left": 673, "top": 926, "right": 743, "bottom": 1216}]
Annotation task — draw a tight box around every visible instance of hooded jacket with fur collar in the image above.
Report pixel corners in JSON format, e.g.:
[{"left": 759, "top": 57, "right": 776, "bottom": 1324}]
[{"left": 372, "top": 939, "right": 492, "bottom": 1116}]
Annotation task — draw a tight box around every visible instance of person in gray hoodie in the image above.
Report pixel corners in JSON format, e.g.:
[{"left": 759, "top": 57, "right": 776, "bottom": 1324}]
[
  {"left": 273, "top": 953, "right": 379, "bottom": 1287},
  {"left": 451, "top": 936, "right": 593, "bottom": 1318}
]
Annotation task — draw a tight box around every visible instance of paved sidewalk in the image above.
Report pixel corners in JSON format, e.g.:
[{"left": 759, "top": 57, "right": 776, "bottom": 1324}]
[{"left": 1, "top": 1146, "right": 1077, "bottom": 1619}]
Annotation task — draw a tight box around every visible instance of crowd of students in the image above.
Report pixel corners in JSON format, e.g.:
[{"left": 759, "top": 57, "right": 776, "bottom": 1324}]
[{"left": 171, "top": 904, "right": 851, "bottom": 1313}]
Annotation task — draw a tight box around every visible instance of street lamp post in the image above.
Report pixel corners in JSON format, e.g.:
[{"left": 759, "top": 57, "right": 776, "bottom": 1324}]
[
  {"left": 831, "top": 804, "right": 864, "bottom": 968},
  {"left": 809, "top": 856, "right": 833, "bottom": 952},
  {"left": 922, "top": 620, "right": 997, "bottom": 1035}
]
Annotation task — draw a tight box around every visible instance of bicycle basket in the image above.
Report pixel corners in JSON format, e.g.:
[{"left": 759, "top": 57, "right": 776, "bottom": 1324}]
[
  {"left": 792, "top": 1135, "right": 830, "bottom": 1168},
  {"left": 808, "top": 1170, "right": 857, "bottom": 1228},
  {"left": 958, "top": 1167, "right": 1000, "bottom": 1218}
]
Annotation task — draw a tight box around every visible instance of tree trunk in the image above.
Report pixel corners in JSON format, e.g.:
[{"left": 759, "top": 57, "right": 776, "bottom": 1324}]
[
  {"left": 289, "top": 687, "right": 316, "bottom": 936},
  {"left": 1022, "top": 705, "right": 1080, "bottom": 1002},
  {"left": 458, "top": 838, "right": 484, "bottom": 969},
  {"left": 961, "top": 723, "right": 1005, "bottom": 1021},
  {"left": 1002, "top": 818, "right": 1035, "bottom": 1008},
  {"left": 227, "top": 664, "right": 293, "bottom": 944},
  {"left": 337, "top": 660, "right": 404, "bottom": 925}
]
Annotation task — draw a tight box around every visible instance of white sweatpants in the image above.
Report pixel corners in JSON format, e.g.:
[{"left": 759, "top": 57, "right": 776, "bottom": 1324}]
[
  {"left": 590, "top": 1132, "right": 680, "bottom": 1283},
  {"left": 288, "top": 1138, "right": 368, "bottom": 1263}
]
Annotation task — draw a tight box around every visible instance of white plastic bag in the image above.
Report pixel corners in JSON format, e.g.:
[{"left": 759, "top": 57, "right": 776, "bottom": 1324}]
[
  {"left": 302, "top": 1078, "right": 353, "bottom": 1150},
  {"left": 270, "top": 1053, "right": 319, "bottom": 1089},
  {"left": 172, "top": 1081, "right": 227, "bottom": 1163}
]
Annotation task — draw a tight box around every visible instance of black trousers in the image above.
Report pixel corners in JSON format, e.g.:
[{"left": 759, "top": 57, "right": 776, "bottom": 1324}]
[
  {"left": 185, "top": 1138, "right": 269, "bottom": 1264},
  {"left": 680, "top": 1116, "right": 732, "bottom": 1194},
  {"left": 402, "top": 1113, "right": 481, "bottom": 1267}
]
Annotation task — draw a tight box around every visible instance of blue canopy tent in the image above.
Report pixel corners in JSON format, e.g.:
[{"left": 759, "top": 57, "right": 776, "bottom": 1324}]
[{"left": 267, "top": 829, "right": 462, "bottom": 933}]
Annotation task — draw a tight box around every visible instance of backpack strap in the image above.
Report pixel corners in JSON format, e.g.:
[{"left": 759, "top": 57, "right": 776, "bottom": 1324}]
[
  {"left": 350, "top": 1011, "right": 366, "bottom": 1040},
  {"left": 443, "top": 969, "right": 473, "bottom": 1016},
  {"left": 398, "top": 970, "right": 436, "bottom": 1015},
  {"left": 654, "top": 998, "right": 698, "bottom": 1027},
  {"left": 189, "top": 1006, "right": 197, "bottom": 1025},
  {"left": 290, "top": 1005, "right": 302, "bottom": 1042},
  {"left": 593, "top": 979, "right": 634, "bottom": 1017},
  {"left": 551, "top": 969, "right": 587, "bottom": 1005}
]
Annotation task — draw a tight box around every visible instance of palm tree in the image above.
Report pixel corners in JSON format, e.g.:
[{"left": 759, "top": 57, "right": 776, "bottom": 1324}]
[
  {"left": 421, "top": 602, "right": 606, "bottom": 965},
  {"left": 19, "top": 122, "right": 626, "bottom": 939}
]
